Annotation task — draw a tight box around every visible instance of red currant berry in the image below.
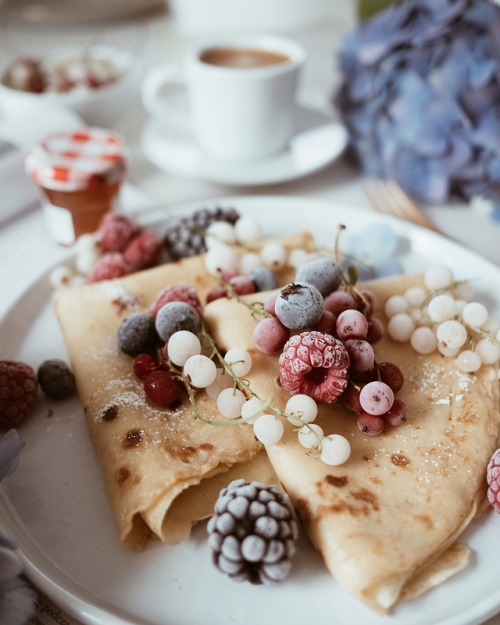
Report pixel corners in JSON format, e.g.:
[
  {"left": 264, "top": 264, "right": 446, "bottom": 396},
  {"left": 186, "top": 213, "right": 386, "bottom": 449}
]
[
  {"left": 133, "top": 354, "right": 160, "bottom": 380},
  {"left": 378, "top": 361, "right": 404, "bottom": 393},
  {"left": 323, "top": 290, "right": 357, "bottom": 317},
  {"left": 384, "top": 398, "right": 408, "bottom": 426},
  {"left": 343, "top": 384, "right": 363, "bottom": 414},
  {"left": 143, "top": 370, "right": 182, "bottom": 406},
  {"left": 263, "top": 291, "right": 279, "bottom": 316},
  {"left": 357, "top": 412, "right": 384, "bottom": 436},
  {"left": 366, "top": 316, "right": 384, "bottom": 343},
  {"left": 312, "top": 310, "right": 337, "bottom": 335},
  {"left": 253, "top": 317, "right": 290, "bottom": 354},
  {"left": 336, "top": 309, "right": 369, "bottom": 340}
]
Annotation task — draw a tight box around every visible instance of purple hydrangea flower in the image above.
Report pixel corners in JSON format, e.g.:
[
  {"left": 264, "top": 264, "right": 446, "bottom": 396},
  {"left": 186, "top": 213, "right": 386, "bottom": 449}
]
[
  {"left": 335, "top": 0, "right": 500, "bottom": 204},
  {"left": 0, "top": 430, "right": 36, "bottom": 625}
]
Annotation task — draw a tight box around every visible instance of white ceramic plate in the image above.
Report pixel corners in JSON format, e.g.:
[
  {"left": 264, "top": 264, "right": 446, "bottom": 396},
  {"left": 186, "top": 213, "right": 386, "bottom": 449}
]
[
  {"left": 141, "top": 107, "right": 348, "bottom": 186},
  {"left": 2, "top": 196, "right": 500, "bottom": 625}
]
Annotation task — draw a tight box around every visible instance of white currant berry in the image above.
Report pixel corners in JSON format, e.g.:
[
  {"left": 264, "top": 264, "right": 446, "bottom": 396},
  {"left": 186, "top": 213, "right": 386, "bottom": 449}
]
[
  {"left": 239, "top": 252, "right": 263, "bottom": 276},
  {"left": 424, "top": 264, "right": 454, "bottom": 290},
  {"left": 205, "top": 245, "right": 239, "bottom": 275},
  {"left": 183, "top": 354, "right": 217, "bottom": 388},
  {"left": 384, "top": 295, "right": 408, "bottom": 318},
  {"left": 288, "top": 248, "right": 309, "bottom": 270},
  {"left": 404, "top": 286, "right": 427, "bottom": 307},
  {"left": 455, "top": 349, "right": 482, "bottom": 373},
  {"left": 241, "top": 398, "right": 266, "bottom": 424},
  {"left": 253, "top": 414, "right": 284, "bottom": 445},
  {"left": 167, "top": 331, "right": 202, "bottom": 367},
  {"left": 387, "top": 313, "right": 415, "bottom": 342},
  {"left": 437, "top": 342, "right": 459, "bottom": 357},
  {"left": 260, "top": 242, "right": 286, "bottom": 271},
  {"left": 224, "top": 348, "right": 252, "bottom": 377},
  {"left": 285, "top": 394, "right": 318, "bottom": 426},
  {"left": 217, "top": 387, "right": 246, "bottom": 419},
  {"left": 70, "top": 274, "right": 87, "bottom": 287},
  {"left": 410, "top": 327, "right": 437, "bottom": 354},
  {"left": 75, "top": 246, "right": 103, "bottom": 275},
  {"left": 234, "top": 216, "right": 262, "bottom": 244},
  {"left": 452, "top": 282, "right": 474, "bottom": 302},
  {"left": 75, "top": 231, "right": 100, "bottom": 253},
  {"left": 410, "top": 308, "right": 432, "bottom": 327},
  {"left": 205, "top": 368, "right": 233, "bottom": 399},
  {"left": 297, "top": 423, "right": 324, "bottom": 449},
  {"left": 49, "top": 264, "right": 74, "bottom": 288},
  {"left": 427, "top": 294, "right": 457, "bottom": 322},
  {"left": 475, "top": 338, "right": 500, "bottom": 365},
  {"left": 435, "top": 320, "right": 468, "bottom": 350},
  {"left": 454, "top": 299, "right": 468, "bottom": 317},
  {"left": 482, "top": 317, "right": 500, "bottom": 336},
  {"left": 205, "top": 221, "right": 236, "bottom": 249},
  {"left": 320, "top": 434, "right": 351, "bottom": 466},
  {"left": 462, "top": 302, "right": 488, "bottom": 328}
]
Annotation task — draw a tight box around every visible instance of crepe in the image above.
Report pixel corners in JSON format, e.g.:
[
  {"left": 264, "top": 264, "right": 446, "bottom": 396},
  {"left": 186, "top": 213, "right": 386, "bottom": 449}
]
[
  {"left": 54, "top": 233, "right": 312, "bottom": 549},
  {"left": 204, "top": 273, "right": 500, "bottom": 613}
]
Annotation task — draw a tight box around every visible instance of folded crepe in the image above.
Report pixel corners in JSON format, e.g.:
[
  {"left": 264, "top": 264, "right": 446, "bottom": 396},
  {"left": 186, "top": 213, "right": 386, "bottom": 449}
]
[
  {"left": 204, "top": 273, "right": 500, "bottom": 613},
  {"left": 54, "top": 233, "right": 312, "bottom": 550}
]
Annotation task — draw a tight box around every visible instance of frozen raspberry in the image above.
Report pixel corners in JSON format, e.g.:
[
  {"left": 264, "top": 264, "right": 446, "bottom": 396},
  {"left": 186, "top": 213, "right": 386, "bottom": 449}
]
[
  {"left": 0, "top": 360, "right": 38, "bottom": 426},
  {"left": 89, "top": 252, "right": 133, "bottom": 282},
  {"left": 279, "top": 331, "right": 350, "bottom": 404},
  {"left": 487, "top": 449, "right": 500, "bottom": 513},
  {"left": 150, "top": 283, "right": 203, "bottom": 319},
  {"left": 99, "top": 213, "right": 141, "bottom": 252},
  {"left": 123, "top": 230, "right": 163, "bottom": 270}
]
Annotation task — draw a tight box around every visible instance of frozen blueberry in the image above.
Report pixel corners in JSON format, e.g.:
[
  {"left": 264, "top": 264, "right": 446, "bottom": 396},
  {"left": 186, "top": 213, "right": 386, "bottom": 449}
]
[
  {"left": 117, "top": 313, "right": 158, "bottom": 356},
  {"left": 37, "top": 358, "right": 76, "bottom": 400},
  {"left": 295, "top": 257, "right": 344, "bottom": 297},
  {"left": 275, "top": 282, "right": 324, "bottom": 330},
  {"left": 248, "top": 268, "right": 280, "bottom": 293},
  {"left": 155, "top": 301, "right": 201, "bottom": 342}
]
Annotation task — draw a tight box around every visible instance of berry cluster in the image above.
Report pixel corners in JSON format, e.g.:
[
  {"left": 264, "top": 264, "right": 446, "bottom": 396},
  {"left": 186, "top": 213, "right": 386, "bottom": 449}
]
[
  {"left": 49, "top": 213, "right": 164, "bottom": 290},
  {"left": 0, "top": 358, "right": 76, "bottom": 427},
  {"left": 384, "top": 264, "right": 500, "bottom": 373}
]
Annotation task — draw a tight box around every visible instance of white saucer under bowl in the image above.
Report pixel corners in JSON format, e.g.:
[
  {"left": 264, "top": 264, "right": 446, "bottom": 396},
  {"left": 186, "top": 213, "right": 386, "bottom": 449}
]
[{"left": 141, "top": 106, "right": 348, "bottom": 186}]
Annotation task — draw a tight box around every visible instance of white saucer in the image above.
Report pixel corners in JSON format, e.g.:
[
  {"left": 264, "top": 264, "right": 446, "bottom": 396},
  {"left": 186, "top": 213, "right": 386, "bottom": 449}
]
[{"left": 141, "top": 106, "right": 348, "bottom": 186}]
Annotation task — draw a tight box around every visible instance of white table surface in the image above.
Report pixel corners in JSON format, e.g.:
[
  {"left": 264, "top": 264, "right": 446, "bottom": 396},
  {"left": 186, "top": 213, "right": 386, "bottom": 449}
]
[{"left": 1, "top": 5, "right": 500, "bottom": 625}]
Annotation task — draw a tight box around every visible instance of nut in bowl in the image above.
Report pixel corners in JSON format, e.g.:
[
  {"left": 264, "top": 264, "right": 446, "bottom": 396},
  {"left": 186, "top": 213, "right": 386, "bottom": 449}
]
[{"left": 0, "top": 45, "right": 140, "bottom": 127}]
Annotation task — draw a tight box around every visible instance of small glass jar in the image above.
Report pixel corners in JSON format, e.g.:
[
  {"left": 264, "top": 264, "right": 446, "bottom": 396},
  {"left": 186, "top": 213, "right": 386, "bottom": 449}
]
[{"left": 25, "top": 128, "right": 127, "bottom": 245}]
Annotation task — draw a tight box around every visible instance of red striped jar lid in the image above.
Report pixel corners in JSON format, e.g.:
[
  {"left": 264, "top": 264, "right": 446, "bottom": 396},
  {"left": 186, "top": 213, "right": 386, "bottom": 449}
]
[{"left": 25, "top": 127, "right": 127, "bottom": 191}]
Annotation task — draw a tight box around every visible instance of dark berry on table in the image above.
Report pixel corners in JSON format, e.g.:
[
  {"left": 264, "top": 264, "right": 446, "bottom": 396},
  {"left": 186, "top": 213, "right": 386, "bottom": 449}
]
[
  {"left": 117, "top": 313, "right": 158, "bottom": 356},
  {"left": 343, "top": 384, "right": 363, "bottom": 414},
  {"left": 164, "top": 206, "right": 239, "bottom": 260},
  {"left": 99, "top": 213, "right": 141, "bottom": 252},
  {"left": 384, "top": 398, "right": 408, "bottom": 426},
  {"left": 275, "top": 282, "right": 324, "bottom": 330},
  {"left": 123, "top": 230, "right": 163, "bottom": 270},
  {"left": 324, "top": 290, "right": 357, "bottom": 317},
  {"left": 366, "top": 316, "right": 384, "bottom": 343},
  {"left": 143, "top": 370, "right": 182, "bottom": 407},
  {"left": 37, "top": 358, "right": 76, "bottom": 400},
  {"left": 150, "top": 283, "right": 203, "bottom": 319},
  {"left": 0, "top": 360, "right": 38, "bottom": 426},
  {"left": 378, "top": 361, "right": 404, "bottom": 393},
  {"left": 343, "top": 339, "right": 375, "bottom": 372},
  {"left": 295, "top": 257, "right": 344, "bottom": 297},
  {"left": 248, "top": 268, "right": 280, "bottom": 293},
  {"left": 133, "top": 353, "right": 162, "bottom": 380},
  {"left": 155, "top": 302, "right": 201, "bottom": 342},
  {"left": 207, "top": 479, "right": 298, "bottom": 585}
]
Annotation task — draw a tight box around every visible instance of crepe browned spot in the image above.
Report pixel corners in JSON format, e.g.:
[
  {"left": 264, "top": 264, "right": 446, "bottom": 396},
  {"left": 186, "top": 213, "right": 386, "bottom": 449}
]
[
  {"left": 54, "top": 233, "right": 312, "bottom": 549},
  {"left": 204, "top": 274, "right": 500, "bottom": 613}
]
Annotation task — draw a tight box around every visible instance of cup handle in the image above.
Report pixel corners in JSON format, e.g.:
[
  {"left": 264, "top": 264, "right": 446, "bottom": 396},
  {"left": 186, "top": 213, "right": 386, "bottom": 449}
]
[{"left": 141, "top": 64, "right": 190, "bottom": 127}]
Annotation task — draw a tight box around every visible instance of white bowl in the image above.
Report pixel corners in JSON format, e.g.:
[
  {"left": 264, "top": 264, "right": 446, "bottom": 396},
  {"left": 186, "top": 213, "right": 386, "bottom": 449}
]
[{"left": 0, "top": 45, "right": 140, "bottom": 128}]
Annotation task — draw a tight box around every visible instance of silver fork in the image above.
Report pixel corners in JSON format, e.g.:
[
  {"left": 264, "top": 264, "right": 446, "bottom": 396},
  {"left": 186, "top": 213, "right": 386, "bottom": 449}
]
[{"left": 365, "top": 178, "right": 440, "bottom": 233}]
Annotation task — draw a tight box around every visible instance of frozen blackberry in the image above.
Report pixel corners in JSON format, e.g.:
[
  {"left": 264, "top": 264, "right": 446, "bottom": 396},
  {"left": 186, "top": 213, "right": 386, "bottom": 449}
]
[
  {"left": 117, "top": 313, "right": 158, "bottom": 356},
  {"left": 295, "top": 257, "right": 344, "bottom": 297},
  {"left": 164, "top": 206, "right": 239, "bottom": 260},
  {"left": 248, "top": 267, "right": 280, "bottom": 293},
  {"left": 37, "top": 358, "right": 76, "bottom": 400},
  {"left": 207, "top": 479, "right": 298, "bottom": 585},
  {"left": 155, "top": 302, "right": 201, "bottom": 342}
]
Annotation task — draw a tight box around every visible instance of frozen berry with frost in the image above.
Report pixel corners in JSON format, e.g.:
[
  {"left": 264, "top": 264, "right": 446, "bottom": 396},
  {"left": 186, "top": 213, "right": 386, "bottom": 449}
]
[
  {"left": 228, "top": 275, "right": 255, "bottom": 297},
  {"left": 336, "top": 309, "right": 368, "bottom": 340},
  {"left": 275, "top": 283, "right": 324, "bottom": 330},
  {"left": 378, "top": 362, "right": 404, "bottom": 393},
  {"left": 0, "top": 360, "right": 38, "bottom": 426},
  {"left": 241, "top": 398, "right": 266, "bottom": 424},
  {"left": 37, "top": 359, "right": 75, "bottom": 400},
  {"left": 217, "top": 388, "right": 246, "bottom": 419},
  {"left": 359, "top": 381, "right": 394, "bottom": 416},
  {"left": 263, "top": 291, "right": 279, "bottom": 316},
  {"left": 344, "top": 339, "right": 374, "bottom": 372},
  {"left": 424, "top": 264, "right": 454, "bottom": 291},
  {"left": 295, "top": 257, "right": 343, "bottom": 297},
  {"left": 206, "top": 368, "right": 233, "bottom": 399},
  {"left": 206, "top": 286, "right": 229, "bottom": 304},
  {"left": 297, "top": 423, "right": 323, "bottom": 449},
  {"left": 248, "top": 268, "right": 279, "bottom": 293},
  {"left": 410, "top": 326, "right": 437, "bottom": 354},
  {"left": 320, "top": 434, "right": 351, "bottom": 466},
  {"left": 224, "top": 348, "right": 252, "bottom": 377},
  {"left": 387, "top": 312, "right": 415, "bottom": 342},
  {"left": 123, "top": 230, "right": 163, "bottom": 270},
  {"left": 285, "top": 394, "right": 318, "bottom": 426},
  {"left": 167, "top": 330, "right": 202, "bottom": 367},
  {"left": 357, "top": 412, "right": 384, "bottom": 436},
  {"left": 89, "top": 251, "right": 133, "bottom": 282},
  {"left": 253, "top": 318, "right": 290, "bottom": 355},
  {"left": 155, "top": 302, "right": 201, "bottom": 342},
  {"left": 312, "top": 310, "right": 337, "bottom": 335},
  {"left": 324, "top": 290, "right": 357, "bottom": 317},
  {"left": 205, "top": 221, "right": 236, "bottom": 249},
  {"left": 279, "top": 331, "right": 349, "bottom": 404},
  {"left": 384, "top": 398, "right": 408, "bottom": 426},
  {"left": 184, "top": 355, "right": 217, "bottom": 388},
  {"left": 487, "top": 449, "right": 500, "bottom": 513},
  {"left": 427, "top": 294, "right": 457, "bottom": 323},
  {"left": 260, "top": 242, "right": 287, "bottom": 272},
  {"left": 343, "top": 384, "right": 363, "bottom": 414},
  {"left": 99, "top": 213, "right": 140, "bottom": 252},
  {"left": 144, "top": 370, "right": 182, "bottom": 407},
  {"left": 366, "top": 316, "right": 384, "bottom": 343},
  {"left": 234, "top": 216, "right": 262, "bottom": 244},
  {"left": 239, "top": 252, "right": 263, "bottom": 276},
  {"left": 205, "top": 245, "right": 240, "bottom": 276},
  {"left": 254, "top": 414, "right": 284, "bottom": 445},
  {"left": 462, "top": 301, "right": 489, "bottom": 328},
  {"left": 150, "top": 283, "right": 202, "bottom": 319},
  {"left": 117, "top": 313, "right": 158, "bottom": 356}
]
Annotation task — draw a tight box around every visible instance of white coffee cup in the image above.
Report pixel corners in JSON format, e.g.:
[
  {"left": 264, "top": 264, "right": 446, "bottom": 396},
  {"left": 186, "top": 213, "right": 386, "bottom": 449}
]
[{"left": 141, "top": 34, "right": 306, "bottom": 161}]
